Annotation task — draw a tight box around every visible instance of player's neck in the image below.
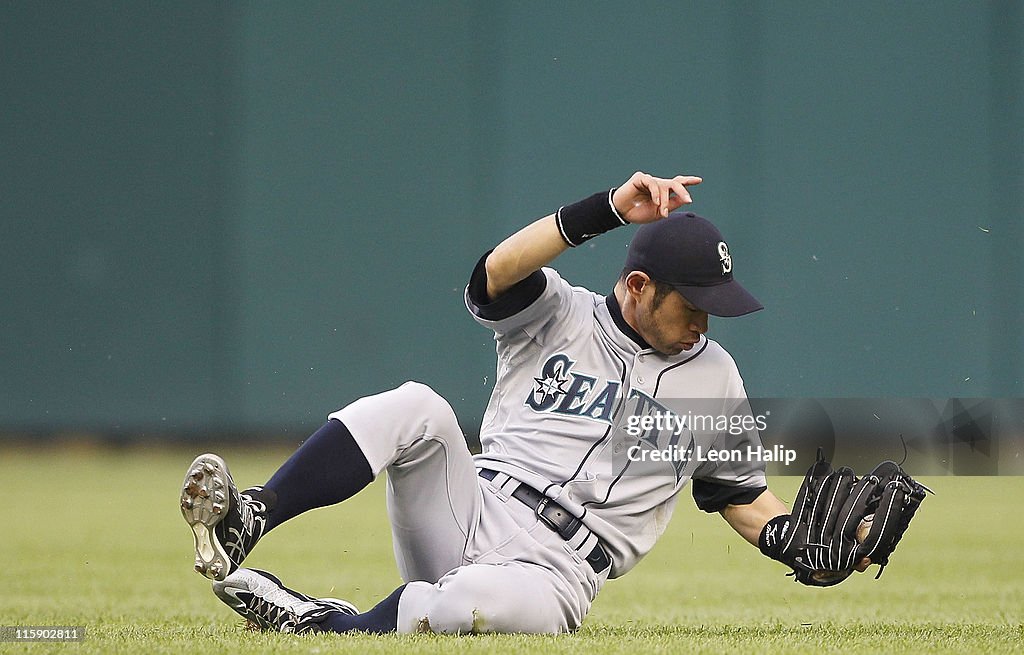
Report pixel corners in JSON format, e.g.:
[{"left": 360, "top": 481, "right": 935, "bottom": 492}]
[{"left": 608, "top": 283, "right": 651, "bottom": 350}]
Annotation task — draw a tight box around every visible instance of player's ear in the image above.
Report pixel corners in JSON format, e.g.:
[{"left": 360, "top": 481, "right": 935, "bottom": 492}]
[{"left": 624, "top": 271, "right": 651, "bottom": 298}]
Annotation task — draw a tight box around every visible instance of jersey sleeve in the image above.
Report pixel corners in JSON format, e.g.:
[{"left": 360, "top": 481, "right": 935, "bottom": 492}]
[
  {"left": 464, "top": 251, "right": 574, "bottom": 338},
  {"left": 688, "top": 383, "right": 768, "bottom": 505}
]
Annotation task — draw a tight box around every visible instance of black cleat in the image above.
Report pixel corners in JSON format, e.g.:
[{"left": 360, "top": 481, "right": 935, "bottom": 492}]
[{"left": 180, "top": 453, "right": 273, "bottom": 580}]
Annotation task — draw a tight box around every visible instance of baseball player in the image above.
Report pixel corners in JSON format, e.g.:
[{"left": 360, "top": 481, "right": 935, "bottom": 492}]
[{"left": 180, "top": 171, "right": 868, "bottom": 634}]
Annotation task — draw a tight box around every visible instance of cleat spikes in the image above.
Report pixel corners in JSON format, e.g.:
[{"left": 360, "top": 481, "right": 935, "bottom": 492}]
[{"left": 181, "top": 453, "right": 268, "bottom": 581}]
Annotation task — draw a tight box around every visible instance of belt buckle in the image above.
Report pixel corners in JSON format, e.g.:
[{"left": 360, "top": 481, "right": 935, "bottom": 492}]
[{"left": 535, "top": 497, "right": 560, "bottom": 533}]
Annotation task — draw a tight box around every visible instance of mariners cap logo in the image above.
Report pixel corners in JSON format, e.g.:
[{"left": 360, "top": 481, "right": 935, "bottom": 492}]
[{"left": 717, "top": 241, "right": 732, "bottom": 275}]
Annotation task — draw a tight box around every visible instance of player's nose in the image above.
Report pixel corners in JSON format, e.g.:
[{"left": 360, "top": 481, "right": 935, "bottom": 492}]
[{"left": 691, "top": 312, "right": 709, "bottom": 335}]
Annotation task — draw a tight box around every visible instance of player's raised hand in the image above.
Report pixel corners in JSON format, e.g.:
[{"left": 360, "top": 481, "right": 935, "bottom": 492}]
[{"left": 611, "top": 171, "right": 702, "bottom": 224}]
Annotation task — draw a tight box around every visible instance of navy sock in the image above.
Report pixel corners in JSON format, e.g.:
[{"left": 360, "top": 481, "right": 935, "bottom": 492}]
[
  {"left": 262, "top": 419, "right": 373, "bottom": 531},
  {"left": 319, "top": 585, "right": 405, "bottom": 634}
]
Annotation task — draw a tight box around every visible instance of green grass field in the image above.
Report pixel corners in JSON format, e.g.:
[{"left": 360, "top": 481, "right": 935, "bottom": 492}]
[{"left": 1, "top": 444, "right": 1021, "bottom": 654}]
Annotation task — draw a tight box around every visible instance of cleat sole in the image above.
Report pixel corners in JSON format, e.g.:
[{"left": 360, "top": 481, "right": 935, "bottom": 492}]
[{"left": 180, "top": 453, "right": 235, "bottom": 581}]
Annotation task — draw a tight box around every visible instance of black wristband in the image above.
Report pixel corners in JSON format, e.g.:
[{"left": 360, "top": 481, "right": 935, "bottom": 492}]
[
  {"left": 758, "top": 514, "right": 792, "bottom": 562},
  {"left": 555, "top": 188, "right": 628, "bottom": 247}
]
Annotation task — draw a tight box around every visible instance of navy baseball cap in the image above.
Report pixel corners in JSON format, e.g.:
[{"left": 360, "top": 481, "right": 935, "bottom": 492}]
[{"left": 623, "top": 211, "right": 763, "bottom": 317}]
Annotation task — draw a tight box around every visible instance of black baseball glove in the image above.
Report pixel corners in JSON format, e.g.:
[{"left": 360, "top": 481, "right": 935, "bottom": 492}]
[{"left": 758, "top": 449, "right": 931, "bottom": 586}]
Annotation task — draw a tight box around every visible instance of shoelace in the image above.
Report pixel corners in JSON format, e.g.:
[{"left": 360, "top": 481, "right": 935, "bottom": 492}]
[
  {"left": 249, "top": 594, "right": 297, "bottom": 631},
  {"left": 224, "top": 493, "right": 267, "bottom": 560},
  {"left": 249, "top": 583, "right": 333, "bottom": 631}
]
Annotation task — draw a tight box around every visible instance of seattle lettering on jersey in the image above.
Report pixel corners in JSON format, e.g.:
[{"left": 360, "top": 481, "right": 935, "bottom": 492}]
[
  {"left": 620, "top": 389, "right": 694, "bottom": 482},
  {"left": 526, "top": 353, "right": 620, "bottom": 422},
  {"left": 526, "top": 355, "right": 702, "bottom": 482}
]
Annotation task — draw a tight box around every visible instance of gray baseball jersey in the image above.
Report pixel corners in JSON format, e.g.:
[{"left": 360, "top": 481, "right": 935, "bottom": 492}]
[
  {"left": 466, "top": 265, "right": 768, "bottom": 578},
  {"left": 324, "top": 259, "right": 770, "bottom": 633}
]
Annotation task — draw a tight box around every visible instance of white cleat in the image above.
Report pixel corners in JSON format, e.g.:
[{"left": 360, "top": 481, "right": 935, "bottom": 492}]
[{"left": 213, "top": 568, "right": 358, "bottom": 633}]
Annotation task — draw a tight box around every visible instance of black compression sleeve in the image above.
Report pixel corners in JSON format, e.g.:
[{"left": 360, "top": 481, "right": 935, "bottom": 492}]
[
  {"left": 467, "top": 250, "right": 547, "bottom": 321},
  {"left": 692, "top": 479, "right": 767, "bottom": 513}
]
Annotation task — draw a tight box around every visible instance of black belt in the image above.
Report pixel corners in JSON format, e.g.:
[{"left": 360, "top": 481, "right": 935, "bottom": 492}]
[{"left": 479, "top": 468, "right": 611, "bottom": 574}]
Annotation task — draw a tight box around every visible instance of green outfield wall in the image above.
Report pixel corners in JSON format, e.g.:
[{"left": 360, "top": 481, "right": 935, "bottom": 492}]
[{"left": 2, "top": 2, "right": 1021, "bottom": 436}]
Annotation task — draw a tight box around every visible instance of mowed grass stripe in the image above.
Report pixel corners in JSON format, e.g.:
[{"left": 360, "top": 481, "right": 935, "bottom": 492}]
[{"left": 0, "top": 445, "right": 1020, "bottom": 654}]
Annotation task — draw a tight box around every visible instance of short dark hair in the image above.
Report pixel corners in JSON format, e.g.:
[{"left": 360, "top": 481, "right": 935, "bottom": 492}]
[{"left": 619, "top": 268, "right": 676, "bottom": 309}]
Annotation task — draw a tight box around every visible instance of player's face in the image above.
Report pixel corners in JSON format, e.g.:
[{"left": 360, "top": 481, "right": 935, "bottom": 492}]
[{"left": 634, "top": 288, "right": 709, "bottom": 356}]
